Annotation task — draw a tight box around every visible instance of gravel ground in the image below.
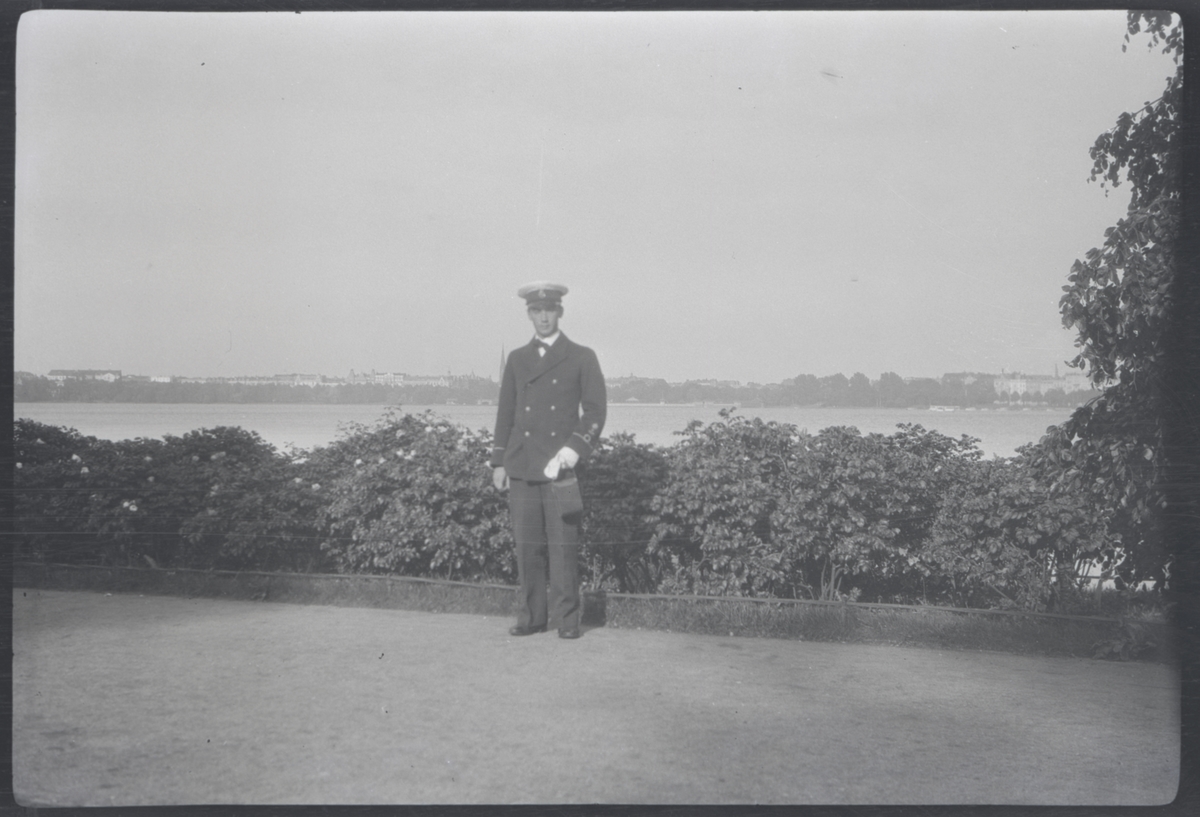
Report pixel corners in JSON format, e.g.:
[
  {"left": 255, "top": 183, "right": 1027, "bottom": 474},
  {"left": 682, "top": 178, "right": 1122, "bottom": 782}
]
[{"left": 13, "top": 588, "right": 1180, "bottom": 806}]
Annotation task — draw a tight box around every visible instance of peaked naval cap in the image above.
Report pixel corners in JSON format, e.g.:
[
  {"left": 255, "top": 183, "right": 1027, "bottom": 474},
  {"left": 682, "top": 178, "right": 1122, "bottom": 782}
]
[{"left": 518, "top": 281, "right": 568, "bottom": 308}]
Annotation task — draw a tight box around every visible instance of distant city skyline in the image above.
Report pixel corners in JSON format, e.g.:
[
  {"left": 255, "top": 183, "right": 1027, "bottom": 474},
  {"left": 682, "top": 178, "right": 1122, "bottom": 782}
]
[
  {"left": 14, "top": 10, "right": 1177, "bottom": 384},
  {"left": 22, "top": 360, "right": 1090, "bottom": 386}
]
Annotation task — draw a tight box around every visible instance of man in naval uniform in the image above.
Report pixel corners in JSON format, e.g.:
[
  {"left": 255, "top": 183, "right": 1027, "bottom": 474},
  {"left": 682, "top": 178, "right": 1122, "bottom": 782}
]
[{"left": 491, "top": 282, "right": 607, "bottom": 639}]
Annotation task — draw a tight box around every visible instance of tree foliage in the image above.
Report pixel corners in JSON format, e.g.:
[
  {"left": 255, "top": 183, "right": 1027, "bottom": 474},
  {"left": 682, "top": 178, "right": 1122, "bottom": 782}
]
[
  {"left": 1063, "top": 11, "right": 1180, "bottom": 390},
  {"left": 1035, "top": 11, "right": 1182, "bottom": 587}
]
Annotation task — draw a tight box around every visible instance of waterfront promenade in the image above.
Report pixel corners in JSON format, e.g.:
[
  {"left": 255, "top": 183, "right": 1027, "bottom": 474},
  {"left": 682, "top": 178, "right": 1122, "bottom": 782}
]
[{"left": 13, "top": 589, "right": 1180, "bottom": 806}]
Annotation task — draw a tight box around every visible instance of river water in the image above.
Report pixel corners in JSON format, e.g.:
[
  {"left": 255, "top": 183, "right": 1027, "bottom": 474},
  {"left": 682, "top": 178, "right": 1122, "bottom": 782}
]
[{"left": 13, "top": 402, "right": 1074, "bottom": 459}]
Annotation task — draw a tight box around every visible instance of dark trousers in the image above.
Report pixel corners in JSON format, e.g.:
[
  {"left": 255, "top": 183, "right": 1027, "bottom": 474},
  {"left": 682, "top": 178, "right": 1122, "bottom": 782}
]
[{"left": 508, "top": 477, "right": 580, "bottom": 631}]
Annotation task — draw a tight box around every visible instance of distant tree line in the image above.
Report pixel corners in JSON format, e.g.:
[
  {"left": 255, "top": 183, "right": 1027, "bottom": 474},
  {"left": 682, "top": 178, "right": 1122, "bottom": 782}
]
[
  {"left": 607, "top": 372, "right": 1096, "bottom": 408},
  {"left": 12, "top": 375, "right": 500, "bottom": 406},
  {"left": 14, "top": 370, "right": 1096, "bottom": 408}
]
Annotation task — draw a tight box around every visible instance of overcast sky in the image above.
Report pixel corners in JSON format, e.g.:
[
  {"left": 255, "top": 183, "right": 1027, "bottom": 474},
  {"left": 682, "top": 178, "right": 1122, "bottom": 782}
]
[{"left": 14, "top": 9, "right": 1178, "bottom": 384}]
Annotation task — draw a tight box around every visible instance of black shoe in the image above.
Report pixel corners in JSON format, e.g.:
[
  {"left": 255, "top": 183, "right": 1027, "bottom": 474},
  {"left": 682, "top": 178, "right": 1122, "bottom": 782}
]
[
  {"left": 558, "top": 627, "right": 581, "bottom": 639},
  {"left": 508, "top": 624, "right": 546, "bottom": 636}
]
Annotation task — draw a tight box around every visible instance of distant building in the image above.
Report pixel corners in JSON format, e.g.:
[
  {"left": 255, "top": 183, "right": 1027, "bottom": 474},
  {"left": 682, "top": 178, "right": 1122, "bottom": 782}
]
[
  {"left": 448, "top": 374, "right": 491, "bottom": 389},
  {"left": 264, "top": 373, "right": 323, "bottom": 387},
  {"left": 994, "top": 371, "right": 1092, "bottom": 397},
  {"left": 941, "top": 372, "right": 991, "bottom": 386},
  {"left": 607, "top": 375, "right": 666, "bottom": 388},
  {"left": 47, "top": 369, "right": 122, "bottom": 382},
  {"left": 346, "top": 369, "right": 474, "bottom": 388},
  {"left": 221, "top": 375, "right": 277, "bottom": 385},
  {"left": 346, "top": 370, "right": 405, "bottom": 385}
]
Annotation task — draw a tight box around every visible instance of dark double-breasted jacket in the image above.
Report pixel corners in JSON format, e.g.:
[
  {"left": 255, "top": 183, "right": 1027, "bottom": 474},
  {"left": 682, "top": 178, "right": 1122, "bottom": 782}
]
[{"left": 490, "top": 333, "right": 607, "bottom": 483}]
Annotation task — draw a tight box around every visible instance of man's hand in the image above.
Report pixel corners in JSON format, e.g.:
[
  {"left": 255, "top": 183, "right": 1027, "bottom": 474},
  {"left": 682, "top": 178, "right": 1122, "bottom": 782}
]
[
  {"left": 543, "top": 446, "right": 580, "bottom": 480},
  {"left": 492, "top": 466, "right": 509, "bottom": 492}
]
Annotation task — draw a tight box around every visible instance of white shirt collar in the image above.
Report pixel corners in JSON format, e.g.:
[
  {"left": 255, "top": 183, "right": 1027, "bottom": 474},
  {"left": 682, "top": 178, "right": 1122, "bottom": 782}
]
[{"left": 534, "top": 331, "right": 561, "bottom": 348}]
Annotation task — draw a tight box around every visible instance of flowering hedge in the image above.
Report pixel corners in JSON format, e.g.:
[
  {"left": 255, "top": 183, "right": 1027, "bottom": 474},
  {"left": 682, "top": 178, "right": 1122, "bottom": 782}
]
[
  {"left": 316, "top": 410, "right": 515, "bottom": 581},
  {"left": 12, "top": 407, "right": 1120, "bottom": 611},
  {"left": 12, "top": 420, "right": 327, "bottom": 572},
  {"left": 647, "top": 412, "right": 982, "bottom": 602}
]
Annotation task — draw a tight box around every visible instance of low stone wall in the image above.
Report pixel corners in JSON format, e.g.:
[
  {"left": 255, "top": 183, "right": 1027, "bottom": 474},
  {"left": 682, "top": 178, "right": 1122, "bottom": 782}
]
[
  {"left": 14, "top": 562, "right": 1173, "bottom": 661},
  {"left": 13, "top": 562, "right": 608, "bottom": 624}
]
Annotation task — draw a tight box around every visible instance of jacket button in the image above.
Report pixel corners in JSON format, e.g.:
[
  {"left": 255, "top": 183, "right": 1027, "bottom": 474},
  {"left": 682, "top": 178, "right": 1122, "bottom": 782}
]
[
  {"left": 551, "top": 432, "right": 556, "bottom": 437},
  {"left": 524, "top": 431, "right": 530, "bottom": 437},
  {"left": 552, "top": 379, "right": 557, "bottom": 384},
  {"left": 525, "top": 406, "right": 530, "bottom": 411},
  {"left": 550, "top": 405, "right": 555, "bottom": 410}
]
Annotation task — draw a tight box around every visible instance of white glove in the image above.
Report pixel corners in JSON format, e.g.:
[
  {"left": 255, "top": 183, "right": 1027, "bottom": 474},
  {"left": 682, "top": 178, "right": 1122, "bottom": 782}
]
[{"left": 543, "top": 446, "right": 580, "bottom": 480}]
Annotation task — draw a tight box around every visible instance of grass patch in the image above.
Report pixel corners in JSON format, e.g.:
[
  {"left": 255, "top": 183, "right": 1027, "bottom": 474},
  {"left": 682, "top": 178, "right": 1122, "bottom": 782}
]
[{"left": 15, "top": 562, "right": 1173, "bottom": 663}]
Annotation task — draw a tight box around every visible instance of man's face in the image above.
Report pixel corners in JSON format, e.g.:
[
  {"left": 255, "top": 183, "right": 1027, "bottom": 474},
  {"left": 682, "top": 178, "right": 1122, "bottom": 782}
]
[{"left": 527, "top": 304, "right": 562, "bottom": 338}]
